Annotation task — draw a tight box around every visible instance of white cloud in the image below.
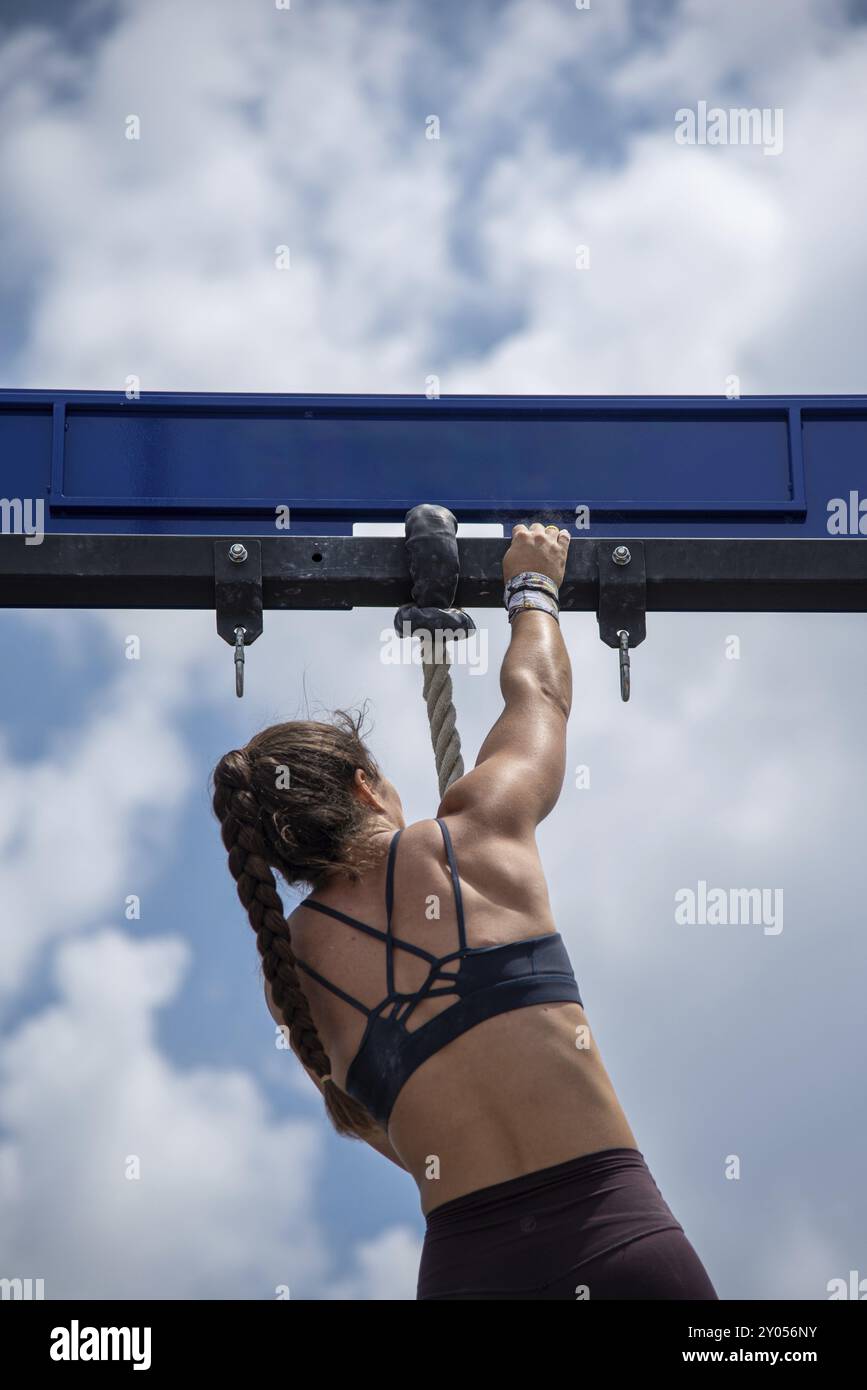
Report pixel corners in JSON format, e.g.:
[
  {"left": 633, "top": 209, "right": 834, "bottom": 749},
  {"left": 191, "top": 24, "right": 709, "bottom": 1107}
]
[
  {"left": 0, "top": 609, "right": 213, "bottom": 1004},
  {"left": 0, "top": 599, "right": 429, "bottom": 1299},
  {"left": 0, "top": 928, "right": 330, "bottom": 1298},
  {"left": 325, "top": 1226, "right": 422, "bottom": 1301},
  {"left": 753, "top": 1200, "right": 848, "bottom": 1301},
  {"left": 2, "top": 0, "right": 863, "bottom": 396},
  {"left": 1, "top": 0, "right": 865, "bottom": 1301}
]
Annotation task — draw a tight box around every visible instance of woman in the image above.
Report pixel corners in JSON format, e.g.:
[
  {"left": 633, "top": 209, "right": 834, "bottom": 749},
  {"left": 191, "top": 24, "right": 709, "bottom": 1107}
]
[{"left": 212, "top": 522, "right": 717, "bottom": 1300}]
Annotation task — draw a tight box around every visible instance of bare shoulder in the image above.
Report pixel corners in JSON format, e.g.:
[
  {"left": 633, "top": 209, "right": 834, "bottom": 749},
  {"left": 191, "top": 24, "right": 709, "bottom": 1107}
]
[{"left": 400, "top": 811, "right": 556, "bottom": 939}]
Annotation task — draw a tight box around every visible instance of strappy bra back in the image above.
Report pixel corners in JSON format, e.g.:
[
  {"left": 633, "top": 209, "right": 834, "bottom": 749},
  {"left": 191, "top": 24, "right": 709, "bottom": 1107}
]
[{"left": 293, "top": 818, "right": 583, "bottom": 1129}]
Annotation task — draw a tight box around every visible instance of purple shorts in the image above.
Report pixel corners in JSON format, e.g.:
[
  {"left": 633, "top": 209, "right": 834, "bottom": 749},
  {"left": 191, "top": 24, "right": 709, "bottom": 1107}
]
[{"left": 417, "top": 1146, "right": 718, "bottom": 1300}]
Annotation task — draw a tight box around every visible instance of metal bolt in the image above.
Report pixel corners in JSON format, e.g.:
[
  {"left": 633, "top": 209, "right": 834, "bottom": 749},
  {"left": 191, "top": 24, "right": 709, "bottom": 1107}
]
[
  {"left": 228, "top": 543, "right": 248, "bottom": 564},
  {"left": 612, "top": 545, "right": 631, "bottom": 566}
]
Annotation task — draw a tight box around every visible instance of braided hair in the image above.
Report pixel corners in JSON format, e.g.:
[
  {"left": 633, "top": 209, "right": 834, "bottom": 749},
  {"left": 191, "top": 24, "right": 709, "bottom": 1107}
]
[{"left": 211, "top": 711, "right": 384, "bottom": 1141}]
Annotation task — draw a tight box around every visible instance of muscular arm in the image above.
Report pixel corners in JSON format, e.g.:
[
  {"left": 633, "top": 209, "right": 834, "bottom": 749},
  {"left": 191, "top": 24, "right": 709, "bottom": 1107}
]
[{"left": 439, "top": 524, "right": 572, "bottom": 837}]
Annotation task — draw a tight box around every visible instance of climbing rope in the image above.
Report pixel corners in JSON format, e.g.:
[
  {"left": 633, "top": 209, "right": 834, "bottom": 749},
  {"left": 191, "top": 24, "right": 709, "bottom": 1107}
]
[
  {"left": 394, "top": 503, "right": 474, "bottom": 800},
  {"left": 420, "top": 643, "right": 464, "bottom": 797}
]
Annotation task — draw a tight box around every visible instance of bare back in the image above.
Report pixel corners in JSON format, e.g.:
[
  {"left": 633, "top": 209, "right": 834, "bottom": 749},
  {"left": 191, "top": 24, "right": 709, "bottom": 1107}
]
[{"left": 287, "top": 812, "right": 636, "bottom": 1212}]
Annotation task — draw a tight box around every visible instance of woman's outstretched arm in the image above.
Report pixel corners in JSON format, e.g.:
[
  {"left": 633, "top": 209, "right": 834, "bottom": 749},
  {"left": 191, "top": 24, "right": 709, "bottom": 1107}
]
[{"left": 439, "top": 523, "right": 572, "bottom": 837}]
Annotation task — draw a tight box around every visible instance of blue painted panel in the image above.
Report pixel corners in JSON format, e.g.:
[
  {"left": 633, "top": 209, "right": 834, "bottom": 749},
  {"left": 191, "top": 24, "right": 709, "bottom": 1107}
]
[{"left": 1, "top": 390, "right": 866, "bottom": 537}]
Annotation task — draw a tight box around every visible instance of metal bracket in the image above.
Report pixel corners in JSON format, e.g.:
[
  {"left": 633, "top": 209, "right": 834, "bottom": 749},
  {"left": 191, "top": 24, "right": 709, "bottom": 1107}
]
[
  {"left": 215, "top": 540, "right": 263, "bottom": 697},
  {"left": 597, "top": 542, "right": 647, "bottom": 702}
]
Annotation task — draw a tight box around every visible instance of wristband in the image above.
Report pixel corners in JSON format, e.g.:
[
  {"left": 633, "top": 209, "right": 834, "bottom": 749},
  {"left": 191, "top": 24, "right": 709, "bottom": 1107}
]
[
  {"left": 507, "top": 592, "right": 560, "bottom": 624},
  {"left": 504, "top": 571, "right": 560, "bottom": 604}
]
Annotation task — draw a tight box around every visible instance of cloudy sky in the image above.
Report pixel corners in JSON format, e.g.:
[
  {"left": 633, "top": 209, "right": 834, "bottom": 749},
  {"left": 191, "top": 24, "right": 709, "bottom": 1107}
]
[{"left": 1, "top": 0, "right": 865, "bottom": 1300}]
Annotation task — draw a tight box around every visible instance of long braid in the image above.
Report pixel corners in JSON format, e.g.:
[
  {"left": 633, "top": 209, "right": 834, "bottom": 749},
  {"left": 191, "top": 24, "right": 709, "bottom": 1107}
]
[{"left": 212, "top": 749, "right": 379, "bottom": 1141}]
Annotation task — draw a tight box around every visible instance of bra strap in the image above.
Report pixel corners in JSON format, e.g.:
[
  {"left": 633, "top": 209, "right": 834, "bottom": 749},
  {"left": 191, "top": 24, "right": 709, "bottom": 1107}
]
[
  {"left": 436, "top": 819, "right": 467, "bottom": 950},
  {"left": 302, "top": 896, "right": 437, "bottom": 963},
  {"left": 294, "top": 958, "right": 371, "bottom": 1016},
  {"left": 385, "top": 829, "right": 403, "bottom": 995},
  {"left": 302, "top": 898, "right": 389, "bottom": 943}
]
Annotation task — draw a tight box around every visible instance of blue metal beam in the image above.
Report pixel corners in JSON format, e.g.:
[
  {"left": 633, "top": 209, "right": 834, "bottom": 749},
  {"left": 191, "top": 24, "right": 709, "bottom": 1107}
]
[{"left": 2, "top": 389, "right": 867, "bottom": 538}]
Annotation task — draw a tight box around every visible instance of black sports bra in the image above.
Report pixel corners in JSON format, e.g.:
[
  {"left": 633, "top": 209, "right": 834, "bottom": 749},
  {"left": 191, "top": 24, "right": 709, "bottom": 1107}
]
[{"left": 294, "top": 818, "right": 583, "bottom": 1129}]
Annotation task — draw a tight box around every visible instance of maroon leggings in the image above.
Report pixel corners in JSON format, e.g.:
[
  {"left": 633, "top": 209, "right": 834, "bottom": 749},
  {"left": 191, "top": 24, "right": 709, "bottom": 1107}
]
[{"left": 417, "top": 1147, "right": 718, "bottom": 1300}]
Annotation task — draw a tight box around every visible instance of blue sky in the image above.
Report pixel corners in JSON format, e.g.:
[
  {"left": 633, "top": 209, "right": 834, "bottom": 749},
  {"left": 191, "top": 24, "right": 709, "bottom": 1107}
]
[{"left": 1, "top": 0, "right": 866, "bottom": 1299}]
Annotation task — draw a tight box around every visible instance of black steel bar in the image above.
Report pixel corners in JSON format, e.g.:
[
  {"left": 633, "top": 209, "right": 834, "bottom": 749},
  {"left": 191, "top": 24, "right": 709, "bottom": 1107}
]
[{"left": 0, "top": 535, "right": 866, "bottom": 613}]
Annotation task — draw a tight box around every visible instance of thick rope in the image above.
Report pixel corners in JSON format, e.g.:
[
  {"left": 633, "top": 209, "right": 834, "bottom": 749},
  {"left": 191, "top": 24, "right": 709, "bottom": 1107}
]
[{"left": 420, "top": 643, "right": 464, "bottom": 798}]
